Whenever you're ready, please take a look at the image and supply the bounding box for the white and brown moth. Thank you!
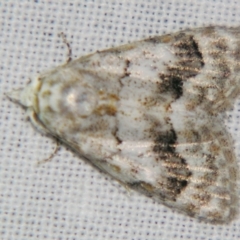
[7,26,240,223]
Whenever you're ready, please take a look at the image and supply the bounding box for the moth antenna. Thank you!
[58,32,72,63]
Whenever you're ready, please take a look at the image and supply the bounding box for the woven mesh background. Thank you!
[1,1,240,239]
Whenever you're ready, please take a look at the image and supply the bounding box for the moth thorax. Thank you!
[60,83,97,117]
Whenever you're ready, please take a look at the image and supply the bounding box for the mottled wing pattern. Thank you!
[66,27,239,222]
[8,26,240,223]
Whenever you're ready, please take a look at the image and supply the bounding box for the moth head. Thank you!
[6,77,40,109]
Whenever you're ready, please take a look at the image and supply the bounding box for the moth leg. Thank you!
[36,141,60,165]
[58,32,72,63]
[26,108,61,164]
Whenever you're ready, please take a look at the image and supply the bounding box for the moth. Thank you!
[7,26,240,223]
